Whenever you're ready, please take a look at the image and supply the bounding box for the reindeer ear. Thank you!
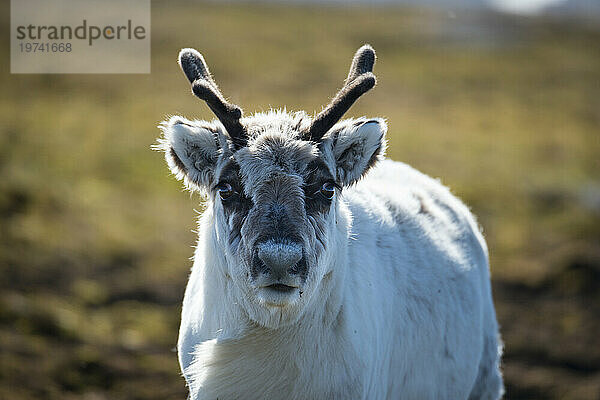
[325,118,387,186]
[157,116,228,192]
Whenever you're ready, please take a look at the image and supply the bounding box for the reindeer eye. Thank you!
[320,182,335,200]
[216,183,234,200]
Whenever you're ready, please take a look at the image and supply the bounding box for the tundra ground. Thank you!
[0,1,599,399]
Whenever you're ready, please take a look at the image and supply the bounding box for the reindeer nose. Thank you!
[257,240,303,277]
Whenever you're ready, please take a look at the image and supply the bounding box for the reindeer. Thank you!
[157,45,503,399]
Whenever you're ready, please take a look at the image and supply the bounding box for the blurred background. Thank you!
[1,0,599,399]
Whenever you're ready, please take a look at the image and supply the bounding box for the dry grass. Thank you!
[1,1,599,399]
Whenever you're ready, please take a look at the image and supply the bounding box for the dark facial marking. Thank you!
[301,158,337,252]
[261,204,303,243]
[303,159,337,215]
[215,158,253,247]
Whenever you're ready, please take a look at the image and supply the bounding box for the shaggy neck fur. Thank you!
[181,197,356,399]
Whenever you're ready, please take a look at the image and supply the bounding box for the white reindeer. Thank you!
[158,45,503,399]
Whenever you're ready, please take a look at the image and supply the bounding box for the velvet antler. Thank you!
[178,48,247,147]
[304,45,377,142]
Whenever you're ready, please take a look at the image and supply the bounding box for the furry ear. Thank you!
[157,116,228,192]
[324,118,387,186]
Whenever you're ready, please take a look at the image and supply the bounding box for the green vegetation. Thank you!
[1,1,599,398]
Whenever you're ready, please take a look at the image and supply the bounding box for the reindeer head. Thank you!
[158,46,386,328]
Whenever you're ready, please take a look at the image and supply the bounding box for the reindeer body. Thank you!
[159,46,503,399]
[178,157,502,400]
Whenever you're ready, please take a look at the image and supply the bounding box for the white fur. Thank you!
[176,158,504,399]
[327,119,387,185]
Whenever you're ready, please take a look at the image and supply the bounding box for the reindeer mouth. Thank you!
[257,282,301,307]
[265,283,297,293]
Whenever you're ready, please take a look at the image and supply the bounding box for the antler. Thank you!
[304,45,377,142]
[178,48,247,147]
